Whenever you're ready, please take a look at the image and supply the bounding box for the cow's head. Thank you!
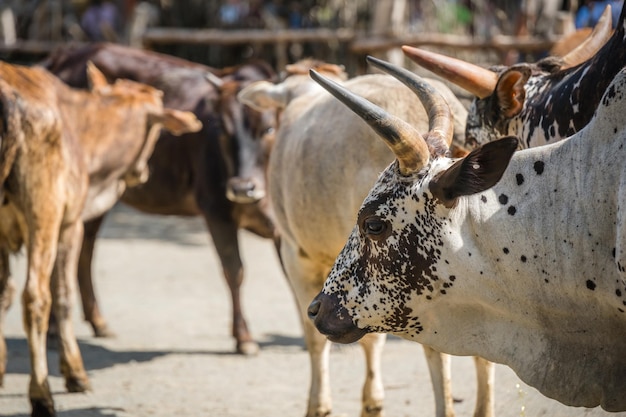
[232,59,347,205]
[87,61,202,187]
[401,4,613,149]
[306,57,518,343]
[207,62,278,205]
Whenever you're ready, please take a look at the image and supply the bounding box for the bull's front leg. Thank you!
[0,248,15,387]
[51,220,90,393]
[358,333,386,417]
[203,214,259,355]
[280,242,334,417]
[422,345,455,417]
[472,357,494,417]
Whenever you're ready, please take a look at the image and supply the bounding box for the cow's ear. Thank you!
[238,81,287,111]
[494,67,531,118]
[86,61,109,91]
[429,136,518,208]
[154,108,202,135]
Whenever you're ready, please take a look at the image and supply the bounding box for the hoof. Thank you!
[362,404,383,417]
[31,397,55,417]
[236,340,259,356]
[93,323,115,338]
[66,375,91,393]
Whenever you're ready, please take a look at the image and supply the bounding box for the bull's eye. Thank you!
[363,216,388,240]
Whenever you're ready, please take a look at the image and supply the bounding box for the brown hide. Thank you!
[42,42,277,355]
[0,61,199,416]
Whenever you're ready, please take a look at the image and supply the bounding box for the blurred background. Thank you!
[0,0,620,74]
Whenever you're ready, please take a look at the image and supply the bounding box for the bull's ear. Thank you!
[86,61,108,91]
[494,67,531,118]
[154,108,202,135]
[429,136,518,208]
[238,80,287,111]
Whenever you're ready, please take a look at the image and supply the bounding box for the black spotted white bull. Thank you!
[403,4,624,150]
[308,59,626,412]
[239,60,495,417]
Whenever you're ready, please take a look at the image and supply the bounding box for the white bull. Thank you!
[308,58,626,412]
[239,61,493,417]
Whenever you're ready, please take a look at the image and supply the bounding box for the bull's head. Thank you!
[307,57,517,343]
[208,65,278,206]
[401,4,613,149]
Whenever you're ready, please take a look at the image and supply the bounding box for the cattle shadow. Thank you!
[5,337,167,376]
[0,407,125,417]
[97,203,208,247]
[5,332,307,376]
[258,333,305,349]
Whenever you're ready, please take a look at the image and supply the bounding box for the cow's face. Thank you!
[214,62,278,206]
[308,158,452,343]
[221,83,277,204]
[305,58,517,345]
[308,136,517,343]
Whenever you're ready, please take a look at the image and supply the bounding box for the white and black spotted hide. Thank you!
[310,68,626,412]
[463,4,626,149]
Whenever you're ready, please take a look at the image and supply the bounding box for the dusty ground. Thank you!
[1,204,624,417]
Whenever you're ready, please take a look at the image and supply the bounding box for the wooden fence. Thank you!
[0,28,557,72]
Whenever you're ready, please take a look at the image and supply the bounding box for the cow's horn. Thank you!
[309,69,429,175]
[402,46,498,99]
[366,55,453,156]
[205,71,224,88]
[561,4,613,69]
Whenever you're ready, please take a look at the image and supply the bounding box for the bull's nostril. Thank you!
[307,299,321,320]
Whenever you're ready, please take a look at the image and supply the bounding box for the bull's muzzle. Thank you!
[226,177,266,204]
[307,292,368,344]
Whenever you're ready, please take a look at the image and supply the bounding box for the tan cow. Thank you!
[0,61,200,417]
[239,61,491,417]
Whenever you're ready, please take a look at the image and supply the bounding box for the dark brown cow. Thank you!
[41,42,278,355]
[0,61,200,417]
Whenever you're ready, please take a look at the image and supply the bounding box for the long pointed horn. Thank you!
[561,5,613,69]
[402,46,498,99]
[366,55,453,156]
[309,69,429,175]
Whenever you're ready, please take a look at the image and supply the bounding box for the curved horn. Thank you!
[561,4,613,69]
[309,69,429,175]
[366,55,453,155]
[402,46,498,99]
[205,71,225,89]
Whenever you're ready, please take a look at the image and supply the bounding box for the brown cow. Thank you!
[0,61,200,417]
[42,43,278,355]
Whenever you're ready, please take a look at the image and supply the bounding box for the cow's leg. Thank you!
[0,248,14,387]
[78,214,113,337]
[23,216,62,417]
[358,333,386,417]
[51,220,90,393]
[203,215,258,355]
[280,241,334,417]
[472,357,494,417]
[423,345,455,417]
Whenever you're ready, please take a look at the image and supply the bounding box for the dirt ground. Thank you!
[1,204,624,417]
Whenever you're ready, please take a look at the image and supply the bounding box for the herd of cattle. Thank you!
[0,3,625,417]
